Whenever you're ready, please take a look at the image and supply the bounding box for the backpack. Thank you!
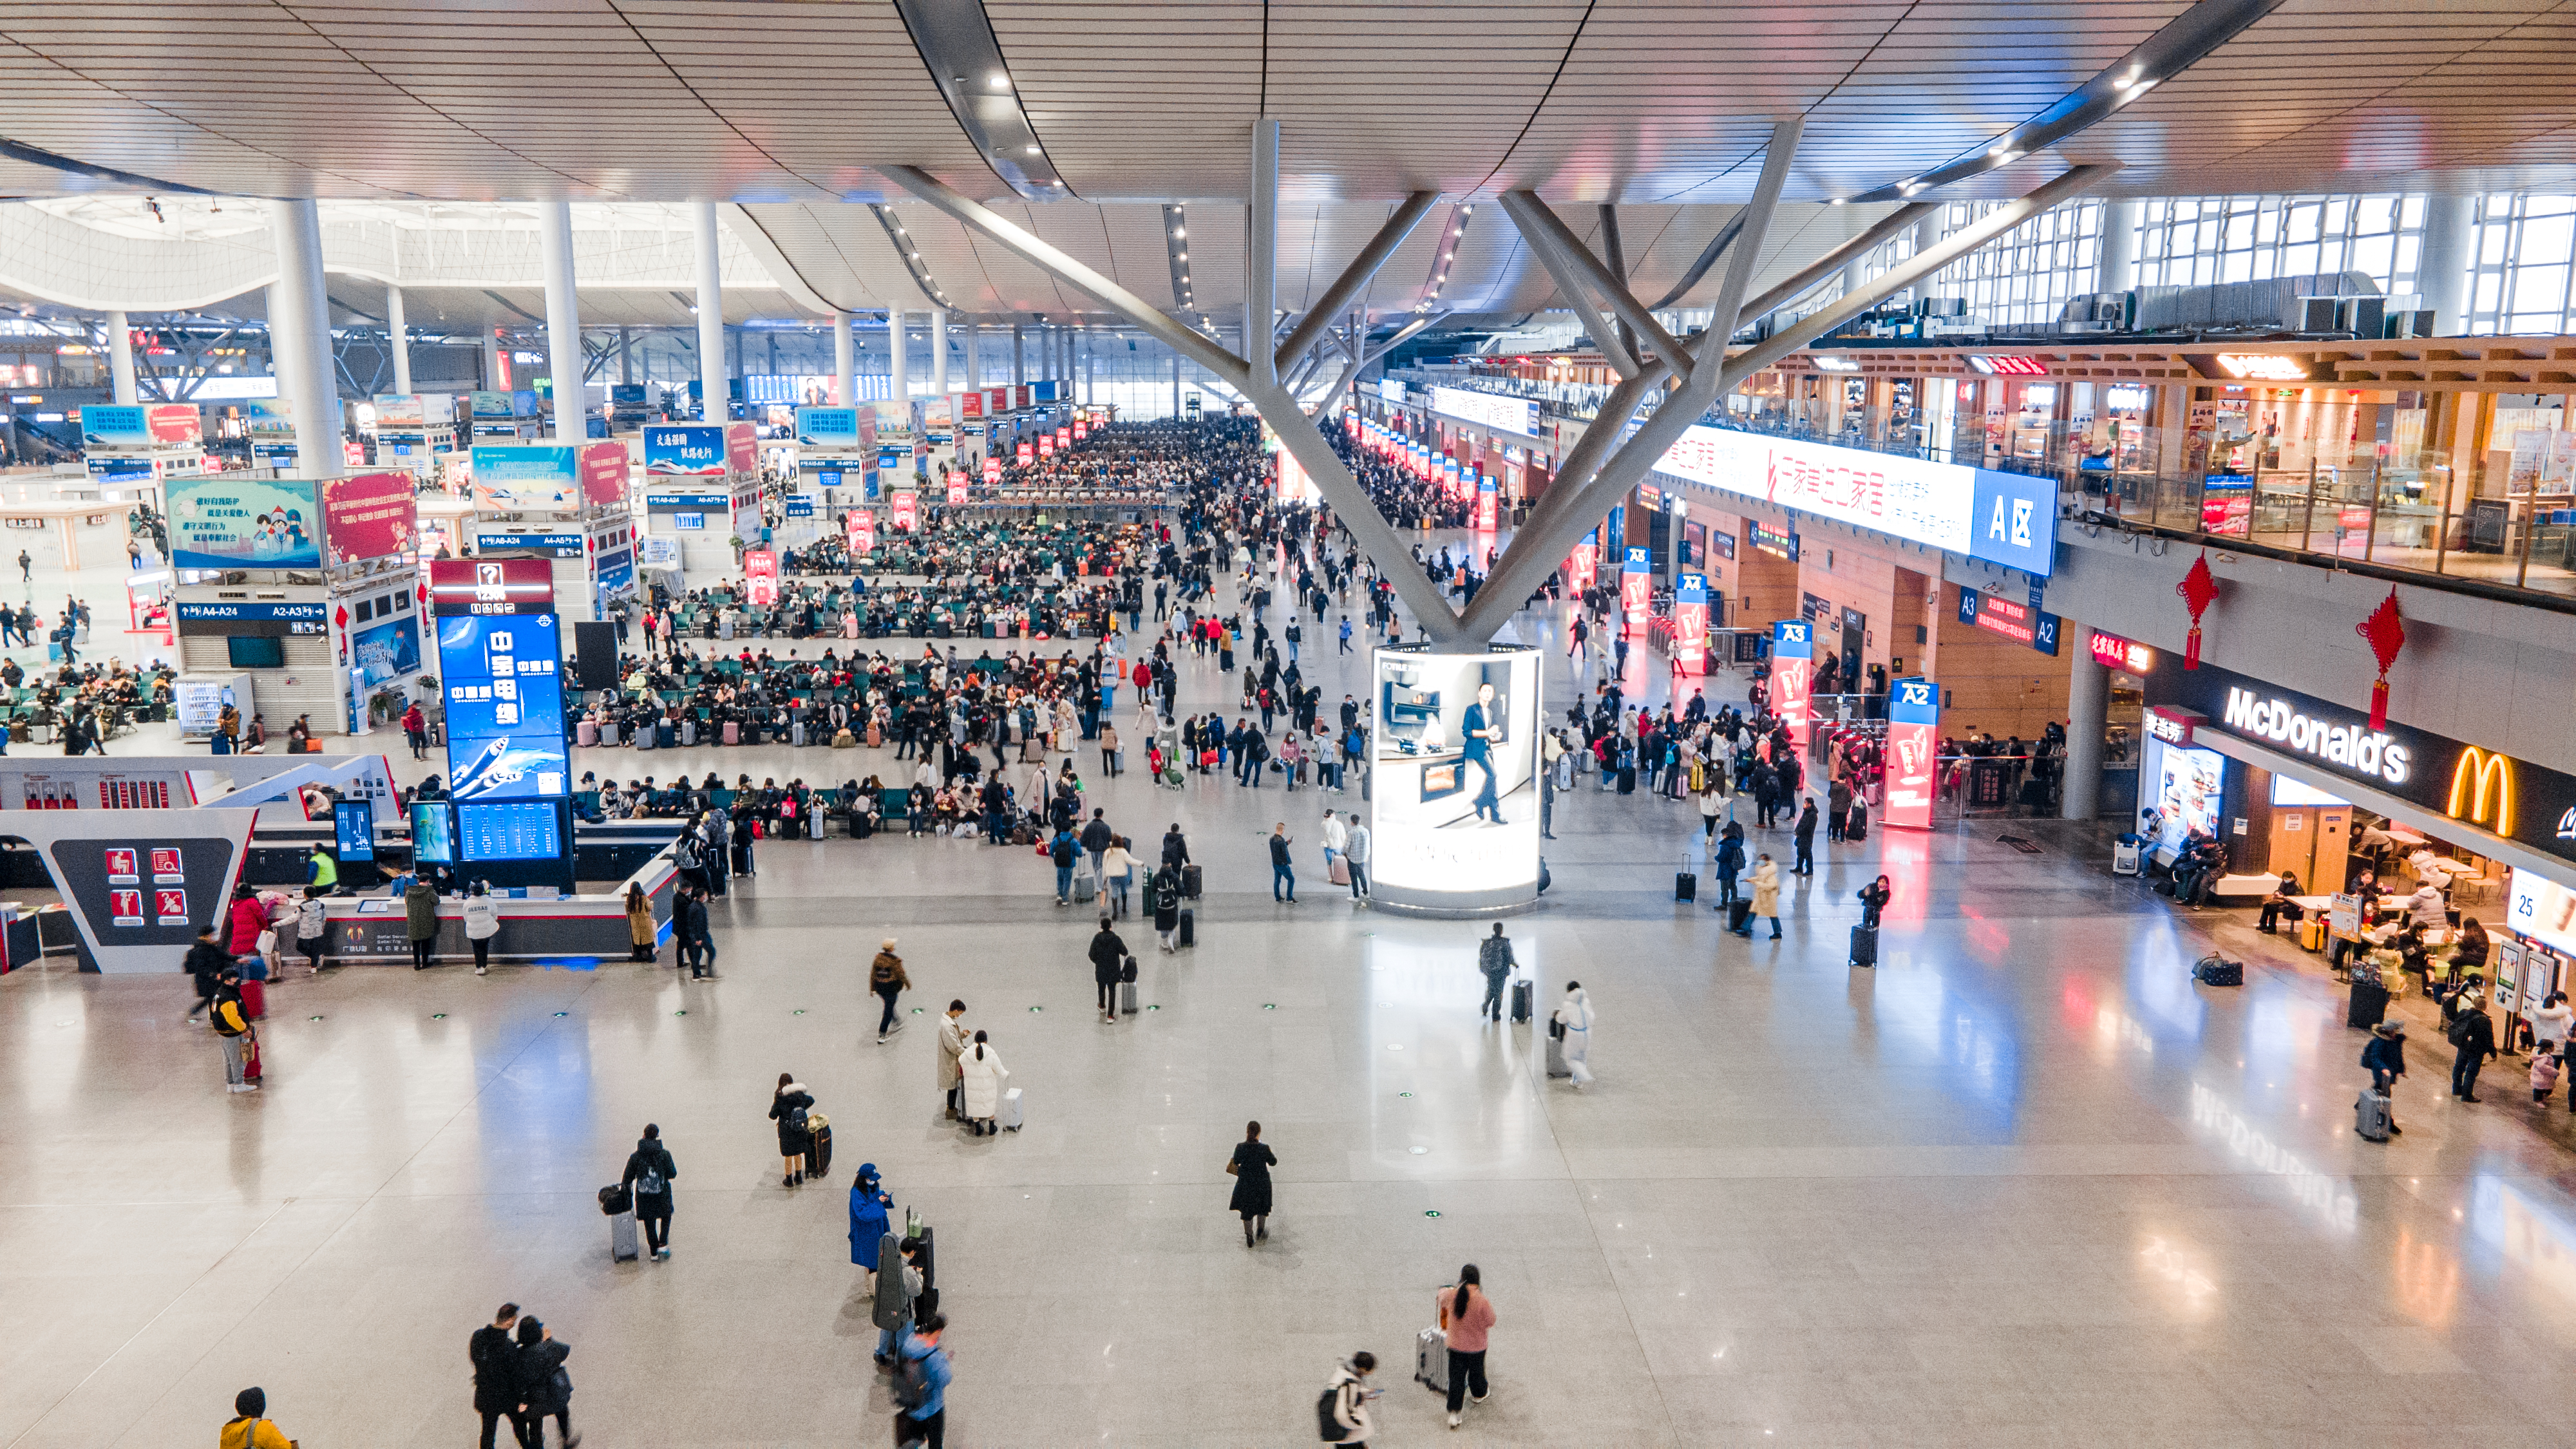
[893,1349,933,1412]
[210,1000,247,1037]
[1316,1385,1350,1442]
[786,1103,810,1133]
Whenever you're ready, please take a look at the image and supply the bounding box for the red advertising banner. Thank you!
[1037,435,1054,458]
[724,421,758,477]
[891,491,918,533]
[428,556,554,616]
[1072,421,1088,441]
[1672,574,1709,676]
[946,471,968,506]
[1773,656,1812,750]
[985,388,1009,417]
[982,455,1001,483]
[849,510,875,554]
[319,469,419,565]
[1012,385,1032,411]
[147,402,203,444]
[1882,677,1941,831]
[1056,426,1071,448]
[1017,440,1035,464]
[578,440,629,506]
[744,549,778,607]
[958,390,984,421]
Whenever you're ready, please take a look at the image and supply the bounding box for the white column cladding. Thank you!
[2061,633,2108,820]
[386,285,412,395]
[967,325,981,391]
[2418,194,2477,336]
[890,310,907,404]
[106,310,137,404]
[537,201,582,441]
[2095,200,2137,296]
[483,327,504,392]
[933,311,949,396]
[265,198,343,480]
[833,308,856,410]
[692,201,726,419]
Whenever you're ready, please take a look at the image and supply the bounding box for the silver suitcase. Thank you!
[611,1209,640,1261]
[1546,1027,1571,1078]
[1414,1324,1448,1394]
[793,722,808,747]
[681,718,697,746]
[1121,980,1139,1015]
[999,1086,1024,1132]
[2355,1089,2392,1142]
[599,720,620,747]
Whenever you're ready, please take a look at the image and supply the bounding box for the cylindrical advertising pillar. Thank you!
[1769,618,1814,751]
[1366,644,1544,916]
[1884,676,1940,830]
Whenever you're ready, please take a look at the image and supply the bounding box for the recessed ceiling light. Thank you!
[989,72,1011,91]
[1828,197,1846,205]
[1177,252,1186,261]
[1993,151,2024,164]
[1025,145,1042,156]
[1172,228,1186,238]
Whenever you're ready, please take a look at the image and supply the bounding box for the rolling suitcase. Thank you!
[793,721,808,748]
[867,723,882,747]
[723,721,741,745]
[611,1209,640,1261]
[681,718,698,746]
[2298,916,2328,951]
[1846,808,1866,842]
[1545,1026,1571,1078]
[1414,1324,1448,1394]
[1674,871,1696,902]
[1177,907,1195,948]
[656,721,676,749]
[1330,855,1351,887]
[1510,978,1533,1023]
[578,719,598,747]
[637,723,656,751]
[1121,980,1139,1015]
[1182,864,1203,899]
[2355,1088,2392,1142]
[600,719,620,746]
[1728,899,1754,933]
[806,1122,833,1178]
[1850,923,1878,967]
[999,1086,1025,1132]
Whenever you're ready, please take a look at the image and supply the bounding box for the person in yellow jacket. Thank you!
[210,971,258,1093]
[220,1387,294,1448]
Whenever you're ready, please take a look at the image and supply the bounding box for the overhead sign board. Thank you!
[1428,386,1539,438]
[167,475,319,569]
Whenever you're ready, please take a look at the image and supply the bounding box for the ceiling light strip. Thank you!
[1417,203,1473,312]
[889,0,1067,199]
[869,205,951,310]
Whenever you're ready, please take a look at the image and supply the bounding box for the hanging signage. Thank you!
[319,470,418,565]
[1652,424,2055,576]
[743,549,779,607]
[428,556,556,618]
[1884,676,1940,829]
[167,474,321,569]
[946,471,969,506]
[782,494,815,518]
[849,509,876,554]
[1427,385,1539,438]
[955,391,984,422]
[2089,629,2156,674]
[891,490,918,533]
[1955,589,2061,654]
[468,444,583,511]
[1748,521,1798,562]
[1672,573,1709,676]
[579,440,628,506]
[2197,354,2314,382]
[643,424,727,475]
[795,406,864,448]
[1770,619,1814,750]
[82,402,204,448]
[1965,355,2051,377]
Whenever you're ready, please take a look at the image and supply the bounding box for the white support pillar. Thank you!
[933,312,949,396]
[890,310,907,405]
[2062,632,2108,820]
[386,286,412,395]
[693,201,726,419]
[2418,193,2477,336]
[2095,200,2137,296]
[265,198,343,480]
[538,202,583,442]
[967,325,981,390]
[106,310,137,404]
[484,328,505,392]
[832,309,856,410]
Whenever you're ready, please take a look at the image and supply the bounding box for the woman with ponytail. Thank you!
[1437,1263,1497,1428]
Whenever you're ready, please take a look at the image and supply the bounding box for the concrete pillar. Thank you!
[967,325,981,390]
[890,310,907,404]
[538,201,583,442]
[933,312,949,396]
[483,328,504,392]
[107,310,138,404]
[2418,193,2477,336]
[617,326,633,386]
[693,201,726,419]
[1171,347,1181,417]
[386,287,412,395]
[1012,323,1026,386]
[2061,634,2107,820]
[833,309,855,410]
[265,198,343,479]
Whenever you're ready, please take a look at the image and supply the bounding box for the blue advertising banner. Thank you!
[795,407,862,447]
[644,424,726,475]
[594,546,634,597]
[468,445,581,511]
[436,611,567,801]
[79,404,151,448]
[351,614,421,686]
[784,494,815,518]
[167,474,321,569]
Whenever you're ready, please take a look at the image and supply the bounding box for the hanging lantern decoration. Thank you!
[2356,587,2406,731]
[2175,552,2217,670]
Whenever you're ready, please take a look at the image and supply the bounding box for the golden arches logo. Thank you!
[2447,747,2514,837]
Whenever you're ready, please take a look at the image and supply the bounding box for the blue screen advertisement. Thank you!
[351,614,421,687]
[437,612,567,801]
[457,800,564,862]
[334,800,376,860]
[644,424,726,475]
[167,474,321,569]
[410,800,454,864]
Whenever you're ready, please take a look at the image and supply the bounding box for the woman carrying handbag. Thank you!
[1226,1120,1275,1246]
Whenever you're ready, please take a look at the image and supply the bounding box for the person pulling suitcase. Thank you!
[620,1122,677,1259]
[1476,922,1515,1021]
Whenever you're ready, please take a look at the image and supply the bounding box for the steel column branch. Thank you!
[1276,192,1437,372]
[1504,194,1638,379]
[1736,200,1938,330]
[1504,193,1685,366]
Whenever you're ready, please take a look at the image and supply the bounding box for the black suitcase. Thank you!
[656,721,676,750]
[1850,923,1878,967]
[1674,871,1697,902]
[1177,907,1195,947]
[1846,808,1867,842]
[1181,864,1203,899]
[1728,899,1753,933]
[1509,979,1533,1023]
[806,1122,833,1177]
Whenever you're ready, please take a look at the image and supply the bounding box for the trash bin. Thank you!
[2113,833,2143,876]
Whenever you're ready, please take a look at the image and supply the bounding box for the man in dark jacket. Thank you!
[2450,994,2497,1102]
[1160,824,1189,869]
[1088,916,1132,1023]
[1079,808,1114,898]
[1792,798,1819,876]
[1714,824,1747,907]
[470,1303,520,1448]
[183,924,230,1019]
[678,886,714,979]
[1269,822,1296,904]
[622,1124,678,1259]
[1476,922,1517,1021]
[1048,826,1080,906]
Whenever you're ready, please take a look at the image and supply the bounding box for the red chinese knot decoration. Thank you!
[2175,552,2217,670]
[2356,588,2405,730]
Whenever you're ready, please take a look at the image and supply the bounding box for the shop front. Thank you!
[2138,655,2576,1015]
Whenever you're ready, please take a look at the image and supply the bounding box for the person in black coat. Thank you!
[469,1303,520,1449]
[1160,824,1190,869]
[1857,875,1891,929]
[1150,864,1182,952]
[1089,916,1132,1024]
[2450,996,2498,1102]
[1792,799,1819,875]
[511,1316,575,1449]
[1227,1119,1276,1247]
[620,1124,677,1260]
[770,1074,815,1188]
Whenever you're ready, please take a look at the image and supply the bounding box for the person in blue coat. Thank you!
[848,1163,891,1276]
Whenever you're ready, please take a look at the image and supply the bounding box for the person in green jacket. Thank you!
[306,843,337,893]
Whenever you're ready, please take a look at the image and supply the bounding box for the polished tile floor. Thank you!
[9,564,2576,1448]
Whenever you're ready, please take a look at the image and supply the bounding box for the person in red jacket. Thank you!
[226,883,269,958]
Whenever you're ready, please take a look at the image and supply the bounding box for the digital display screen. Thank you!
[2270,774,2349,807]
[437,611,567,801]
[410,800,454,864]
[334,800,375,861]
[457,800,563,862]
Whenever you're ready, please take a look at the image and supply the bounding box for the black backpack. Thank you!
[1315,1385,1349,1442]
[893,1350,933,1411]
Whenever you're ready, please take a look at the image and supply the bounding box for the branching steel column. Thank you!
[1508,198,1636,378]
[1274,191,1436,372]
[1736,201,1939,331]
[1458,162,2114,641]
[1505,193,1684,366]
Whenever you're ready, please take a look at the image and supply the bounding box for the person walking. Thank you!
[1438,1265,1498,1429]
[1320,1353,1378,1447]
[403,874,440,971]
[1101,834,1138,919]
[1226,1119,1276,1245]
[1048,821,1081,906]
[1741,853,1783,940]
[621,1123,677,1260]
[1270,821,1298,904]
[1089,915,1133,1024]
[185,922,229,1020]
[1552,980,1595,1089]
[1476,922,1516,1021]
[470,1303,521,1449]
[2450,989,2498,1102]
[871,938,911,1043]
[770,1074,816,1186]
[294,887,328,975]
[1150,863,1182,952]
[2363,1019,2408,1136]
[402,701,428,760]
[958,1030,1008,1136]
[625,882,656,963]
[219,1387,294,1449]
[936,1000,970,1119]
[891,1312,952,1449]
[462,880,500,974]
[509,1316,577,1449]
[1343,813,1371,904]
[1792,797,1819,876]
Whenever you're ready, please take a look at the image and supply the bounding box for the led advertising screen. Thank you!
[458,800,565,862]
[437,611,567,802]
[1475,476,1499,531]
[946,471,969,506]
[1672,573,1709,676]
[410,800,455,864]
[849,510,875,554]
[891,490,918,532]
[351,612,421,687]
[320,469,419,564]
[644,424,727,475]
[1883,676,1940,829]
[1619,545,1652,625]
[334,799,376,861]
[468,444,583,511]
[2151,740,2228,855]
[1368,645,1542,913]
[167,473,321,569]
[1770,618,1814,750]
[744,549,779,607]
[796,406,864,447]
[2509,868,2576,958]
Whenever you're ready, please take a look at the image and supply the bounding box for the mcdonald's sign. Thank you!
[2448,747,2514,837]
